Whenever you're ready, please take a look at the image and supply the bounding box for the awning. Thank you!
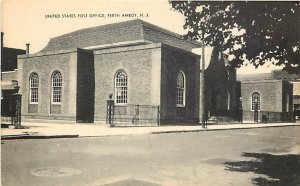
[1,82,19,90]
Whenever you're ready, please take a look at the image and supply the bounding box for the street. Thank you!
[2,126,300,186]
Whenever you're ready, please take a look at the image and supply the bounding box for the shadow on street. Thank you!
[224,152,300,186]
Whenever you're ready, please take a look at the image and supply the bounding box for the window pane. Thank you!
[176,72,185,106]
[52,71,62,103]
[251,93,260,110]
[115,70,128,104]
[29,73,39,103]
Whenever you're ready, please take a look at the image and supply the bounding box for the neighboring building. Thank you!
[271,70,300,120]
[238,70,298,123]
[241,80,293,123]
[1,32,26,119]
[293,82,300,120]
[15,20,204,124]
[204,47,240,122]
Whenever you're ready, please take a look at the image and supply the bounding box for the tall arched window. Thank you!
[251,92,260,111]
[51,71,62,104]
[177,71,186,106]
[115,70,128,104]
[29,72,39,103]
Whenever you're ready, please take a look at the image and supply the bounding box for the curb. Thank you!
[151,124,300,134]
[1,134,79,140]
[1,124,299,140]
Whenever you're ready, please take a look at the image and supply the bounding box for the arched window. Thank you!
[29,72,39,103]
[51,71,62,104]
[176,71,186,106]
[251,92,260,111]
[115,70,128,104]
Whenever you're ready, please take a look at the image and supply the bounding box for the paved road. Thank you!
[2,126,300,186]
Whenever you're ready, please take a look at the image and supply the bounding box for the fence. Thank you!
[205,109,242,124]
[206,109,294,123]
[243,110,294,123]
[1,115,13,125]
[110,104,160,127]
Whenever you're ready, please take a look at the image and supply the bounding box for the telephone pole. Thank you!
[200,42,206,128]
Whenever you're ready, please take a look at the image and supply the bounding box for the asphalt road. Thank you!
[2,126,300,186]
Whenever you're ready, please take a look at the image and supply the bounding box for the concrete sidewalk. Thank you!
[1,121,300,140]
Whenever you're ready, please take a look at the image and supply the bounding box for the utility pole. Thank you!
[200,42,206,128]
[193,42,206,128]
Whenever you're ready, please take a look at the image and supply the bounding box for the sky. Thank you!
[1,0,282,74]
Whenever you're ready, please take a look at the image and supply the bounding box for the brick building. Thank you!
[271,70,300,120]
[294,83,300,120]
[238,70,296,123]
[1,32,26,118]
[13,19,206,124]
[204,47,240,122]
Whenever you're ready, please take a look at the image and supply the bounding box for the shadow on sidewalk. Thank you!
[224,152,300,186]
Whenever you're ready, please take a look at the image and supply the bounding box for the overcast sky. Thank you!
[1,0,281,74]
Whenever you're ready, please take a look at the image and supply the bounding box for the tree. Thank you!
[171,1,300,73]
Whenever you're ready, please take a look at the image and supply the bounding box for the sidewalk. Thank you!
[1,121,300,140]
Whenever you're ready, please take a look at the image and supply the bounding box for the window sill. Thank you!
[115,103,128,106]
[176,105,186,108]
[51,103,62,105]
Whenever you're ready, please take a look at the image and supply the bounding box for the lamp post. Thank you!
[193,41,206,127]
[239,97,243,123]
[201,41,206,128]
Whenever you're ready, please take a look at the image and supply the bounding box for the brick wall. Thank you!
[18,42,200,124]
[160,44,200,123]
[18,50,79,121]
[93,44,161,121]
[76,49,95,122]
[282,80,294,113]
[241,80,294,122]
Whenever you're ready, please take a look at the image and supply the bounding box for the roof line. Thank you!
[83,39,152,50]
[46,19,202,46]
[138,19,202,46]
